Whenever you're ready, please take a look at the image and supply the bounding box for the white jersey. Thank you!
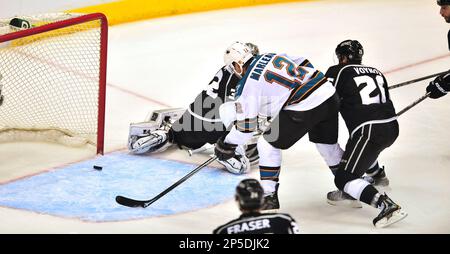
[224,53,335,145]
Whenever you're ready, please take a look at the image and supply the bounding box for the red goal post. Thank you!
[0,13,107,154]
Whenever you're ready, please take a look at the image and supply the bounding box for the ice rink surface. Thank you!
[0,0,449,233]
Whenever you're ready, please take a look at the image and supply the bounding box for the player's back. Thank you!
[236,53,332,116]
[213,212,300,234]
[325,64,396,132]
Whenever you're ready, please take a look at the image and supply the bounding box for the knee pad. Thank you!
[334,169,358,190]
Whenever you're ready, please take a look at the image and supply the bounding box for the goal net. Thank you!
[0,13,107,154]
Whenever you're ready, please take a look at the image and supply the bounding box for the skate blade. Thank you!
[374,210,408,228]
[327,199,363,208]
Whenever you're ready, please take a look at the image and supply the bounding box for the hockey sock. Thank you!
[359,185,380,206]
[365,161,380,176]
[329,164,339,175]
[260,166,280,182]
[261,179,278,194]
[343,178,370,200]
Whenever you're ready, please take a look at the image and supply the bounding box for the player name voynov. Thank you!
[353,66,382,75]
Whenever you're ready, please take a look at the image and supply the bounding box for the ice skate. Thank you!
[261,183,280,212]
[327,190,362,208]
[364,166,390,187]
[373,194,408,228]
[364,166,391,192]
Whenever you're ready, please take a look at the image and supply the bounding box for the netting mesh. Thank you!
[0,13,105,150]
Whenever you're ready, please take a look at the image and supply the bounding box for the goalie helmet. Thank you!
[235,178,264,210]
[335,39,364,63]
[224,42,255,77]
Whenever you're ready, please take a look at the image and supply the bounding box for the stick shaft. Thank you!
[389,71,448,90]
[396,93,430,117]
[143,156,217,207]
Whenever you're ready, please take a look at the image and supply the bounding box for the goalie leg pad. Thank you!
[145,108,185,126]
[129,129,171,154]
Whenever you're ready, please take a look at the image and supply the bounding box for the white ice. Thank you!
[0,0,449,233]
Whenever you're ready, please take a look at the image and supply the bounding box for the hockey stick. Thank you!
[396,92,430,117]
[116,155,217,208]
[388,70,449,90]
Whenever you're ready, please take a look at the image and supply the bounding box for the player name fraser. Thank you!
[250,53,276,81]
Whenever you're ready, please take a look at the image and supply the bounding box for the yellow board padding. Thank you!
[69,0,312,26]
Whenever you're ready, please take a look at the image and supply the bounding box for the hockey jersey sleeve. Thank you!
[224,78,261,146]
[288,55,315,68]
[324,65,342,85]
[188,66,236,121]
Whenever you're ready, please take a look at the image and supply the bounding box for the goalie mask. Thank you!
[224,41,255,78]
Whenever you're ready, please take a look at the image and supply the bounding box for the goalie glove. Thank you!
[214,136,237,161]
[216,145,251,175]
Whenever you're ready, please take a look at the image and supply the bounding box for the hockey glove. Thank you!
[426,74,450,99]
[215,136,237,161]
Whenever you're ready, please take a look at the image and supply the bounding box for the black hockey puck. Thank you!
[93,165,103,170]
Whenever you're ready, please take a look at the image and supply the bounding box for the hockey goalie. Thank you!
[127,43,264,175]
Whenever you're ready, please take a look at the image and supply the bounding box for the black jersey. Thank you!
[447,29,449,51]
[325,64,397,133]
[213,212,300,234]
[188,66,239,122]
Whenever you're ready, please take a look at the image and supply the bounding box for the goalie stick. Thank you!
[116,156,217,208]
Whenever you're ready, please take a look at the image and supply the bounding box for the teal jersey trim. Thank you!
[235,54,263,99]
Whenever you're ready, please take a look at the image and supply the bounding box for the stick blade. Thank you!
[115,195,147,208]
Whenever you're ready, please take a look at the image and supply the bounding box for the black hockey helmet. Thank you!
[235,178,264,210]
[437,0,450,6]
[335,40,364,63]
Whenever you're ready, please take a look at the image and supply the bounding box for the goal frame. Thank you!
[0,13,108,154]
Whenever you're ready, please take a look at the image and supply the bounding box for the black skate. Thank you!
[364,166,390,188]
[327,190,362,208]
[261,183,279,211]
[373,194,408,228]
